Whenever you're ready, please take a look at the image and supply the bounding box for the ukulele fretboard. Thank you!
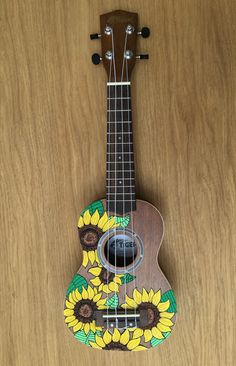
[106,84,136,214]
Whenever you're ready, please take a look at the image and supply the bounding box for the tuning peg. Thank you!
[92,53,102,65]
[137,27,150,38]
[90,33,101,40]
[136,54,149,60]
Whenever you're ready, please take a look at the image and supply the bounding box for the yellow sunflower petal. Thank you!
[159,318,174,327]
[65,315,76,323]
[90,321,96,333]
[74,288,82,301]
[126,295,138,308]
[133,328,143,339]
[98,283,103,292]
[84,322,90,335]
[65,300,74,309]
[103,329,112,344]
[82,251,89,267]
[88,250,95,265]
[78,216,84,228]
[89,341,102,349]
[90,277,102,287]
[152,326,164,339]
[83,209,91,225]
[121,303,132,309]
[68,319,78,327]
[73,322,83,332]
[95,250,100,264]
[81,286,88,300]
[113,276,122,285]
[102,284,111,294]
[108,282,119,292]
[158,300,170,312]
[93,293,102,303]
[112,328,121,342]
[69,293,76,305]
[87,286,94,300]
[102,217,116,232]
[160,312,175,319]
[96,298,107,306]
[133,288,142,304]
[152,290,161,306]
[157,323,171,333]
[72,290,78,303]
[91,210,100,225]
[94,287,98,295]
[142,288,149,302]
[120,329,130,345]
[97,305,107,310]
[98,212,109,229]
[127,337,141,350]
[144,329,152,342]
[148,289,154,302]
[95,334,106,348]
[64,309,74,316]
[133,346,147,351]
[88,266,102,276]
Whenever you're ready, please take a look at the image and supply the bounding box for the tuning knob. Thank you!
[137,27,150,38]
[136,54,149,60]
[92,53,102,65]
[90,33,101,40]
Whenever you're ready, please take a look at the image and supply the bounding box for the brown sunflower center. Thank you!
[99,267,115,284]
[138,302,160,330]
[105,342,128,351]
[74,300,96,323]
[79,225,103,251]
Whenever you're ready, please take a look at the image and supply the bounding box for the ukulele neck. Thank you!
[106,82,136,215]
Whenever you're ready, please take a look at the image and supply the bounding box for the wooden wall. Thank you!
[1,0,235,365]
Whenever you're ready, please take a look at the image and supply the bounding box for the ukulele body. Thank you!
[64,199,177,351]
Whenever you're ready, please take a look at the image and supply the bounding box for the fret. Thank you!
[107,185,135,189]
[107,193,136,196]
[107,152,133,155]
[107,109,131,112]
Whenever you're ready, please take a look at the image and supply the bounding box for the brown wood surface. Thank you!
[0,0,235,365]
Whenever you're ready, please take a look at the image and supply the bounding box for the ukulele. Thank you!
[64,9,177,351]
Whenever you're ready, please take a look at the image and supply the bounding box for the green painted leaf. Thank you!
[151,332,171,348]
[81,200,104,217]
[114,215,130,228]
[74,330,96,346]
[160,290,177,313]
[66,274,88,296]
[120,273,136,284]
[105,293,119,309]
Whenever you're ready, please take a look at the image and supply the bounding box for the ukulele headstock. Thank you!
[90,10,150,82]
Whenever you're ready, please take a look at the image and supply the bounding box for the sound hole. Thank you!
[104,234,137,268]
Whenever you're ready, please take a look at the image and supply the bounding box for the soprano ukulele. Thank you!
[64,10,177,351]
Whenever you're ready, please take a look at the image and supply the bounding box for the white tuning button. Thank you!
[104,26,112,35]
[126,24,135,35]
[124,50,133,59]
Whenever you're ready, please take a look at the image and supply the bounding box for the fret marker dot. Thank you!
[118,156,121,160]
[119,180,122,184]
[118,136,121,140]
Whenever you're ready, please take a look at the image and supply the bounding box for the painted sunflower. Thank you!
[78,209,119,267]
[121,288,175,342]
[88,265,123,294]
[64,285,107,334]
[90,328,147,351]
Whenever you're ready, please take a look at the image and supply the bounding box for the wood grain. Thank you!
[0,0,235,365]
